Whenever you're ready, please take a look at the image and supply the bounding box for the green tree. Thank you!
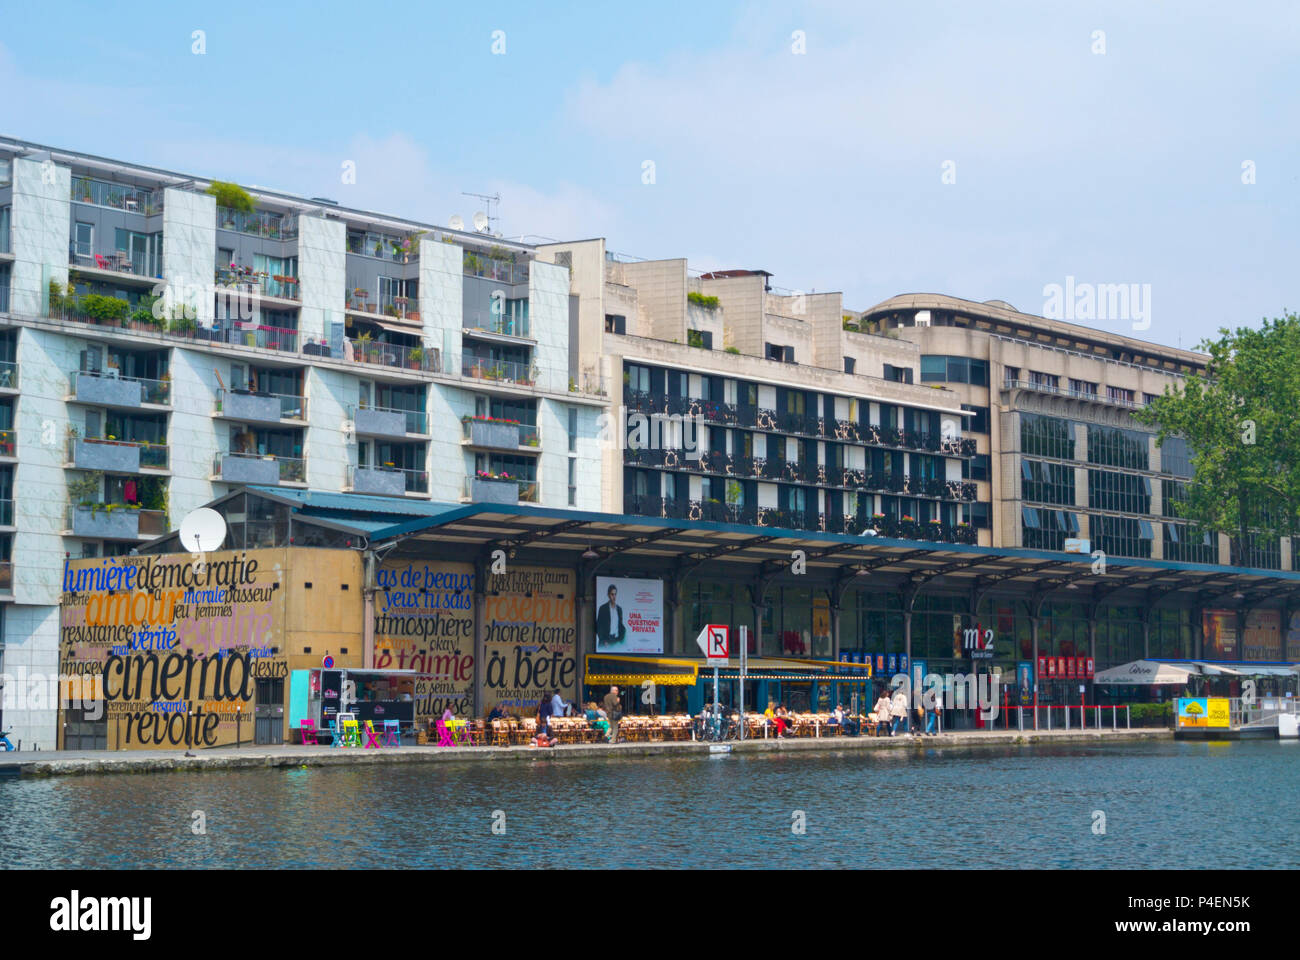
[1134,313,1300,564]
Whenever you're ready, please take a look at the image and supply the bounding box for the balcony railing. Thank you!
[349,404,428,435]
[348,465,429,496]
[227,323,299,352]
[215,389,307,422]
[463,251,529,284]
[463,311,531,339]
[66,436,168,471]
[346,232,419,263]
[71,176,162,216]
[0,499,12,525]
[214,452,305,484]
[462,357,536,386]
[344,338,440,372]
[69,249,163,279]
[0,429,13,457]
[346,291,420,322]
[73,370,171,406]
[1004,378,1150,412]
[623,389,977,457]
[65,504,167,539]
[463,475,538,504]
[622,494,977,544]
[216,269,301,301]
[217,206,298,240]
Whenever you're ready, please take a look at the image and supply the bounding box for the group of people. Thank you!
[517,686,625,747]
[870,687,943,737]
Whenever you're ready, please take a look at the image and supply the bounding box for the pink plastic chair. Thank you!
[435,719,456,747]
[299,719,319,745]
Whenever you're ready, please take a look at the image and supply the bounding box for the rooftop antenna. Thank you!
[462,190,500,232]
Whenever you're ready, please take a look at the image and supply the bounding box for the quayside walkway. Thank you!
[1,727,1170,779]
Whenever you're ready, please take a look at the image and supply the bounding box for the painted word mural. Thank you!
[483,566,576,715]
[60,551,287,749]
[374,560,475,718]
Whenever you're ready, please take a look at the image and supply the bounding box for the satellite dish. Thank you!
[448,215,464,231]
[472,211,490,233]
[180,508,227,553]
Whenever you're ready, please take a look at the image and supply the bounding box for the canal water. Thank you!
[1,740,1294,869]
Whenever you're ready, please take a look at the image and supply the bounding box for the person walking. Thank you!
[603,685,622,743]
[890,685,909,736]
[926,695,943,736]
[872,690,893,737]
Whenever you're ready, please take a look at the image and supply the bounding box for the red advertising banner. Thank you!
[1066,657,1076,679]
[1038,655,1048,678]
[1047,657,1057,677]
[1085,657,1095,678]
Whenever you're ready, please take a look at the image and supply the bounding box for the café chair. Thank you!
[363,720,382,748]
[382,720,401,748]
[435,718,456,747]
[299,719,320,745]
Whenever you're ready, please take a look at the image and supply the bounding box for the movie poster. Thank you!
[483,566,577,716]
[594,576,663,654]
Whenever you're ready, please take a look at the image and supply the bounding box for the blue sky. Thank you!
[3,0,1297,349]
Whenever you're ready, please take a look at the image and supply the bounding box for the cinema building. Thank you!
[45,484,1300,750]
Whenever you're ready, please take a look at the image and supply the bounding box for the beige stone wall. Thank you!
[535,238,605,384]
[701,274,766,356]
[620,258,688,343]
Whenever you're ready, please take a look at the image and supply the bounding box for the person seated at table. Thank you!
[827,704,844,729]
[585,702,612,742]
[839,704,861,736]
[486,702,505,722]
[772,703,791,738]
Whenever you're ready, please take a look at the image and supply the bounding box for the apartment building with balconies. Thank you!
[536,241,983,544]
[0,137,606,747]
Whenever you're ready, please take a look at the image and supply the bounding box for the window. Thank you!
[1022,507,1080,551]
[970,501,991,529]
[1028,371,1060,390]
[1021,413,1075,460]
[1232,533,1281,570]
[567,407,577,453]
[1069,379,1098,398]
[1004,366,1020,387]
[1164,524,1216,564]
[625,363,650,393]
[920,356,988,385]
[1159,436,1192,477]
[568,458,576,506]
[883,363,913,384]
[1087,469,1151,513]
[687,329,712,349]
[1023,460,1076,505]
[0,205,10,254]
[765,342,794,363]
[1143,393,1160,407]
[962,454,990,482]
[1087,425,1149,469]
[73,222,93,258]
[604,315,626,334]
[961,404,990,435]
[1092,515,1155,559]
[1106,386,1135,405]
[843,357,856,375]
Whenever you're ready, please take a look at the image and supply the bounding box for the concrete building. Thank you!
[0,139,606,747]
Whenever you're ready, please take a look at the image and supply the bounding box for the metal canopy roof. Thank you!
[215,488,1300,607]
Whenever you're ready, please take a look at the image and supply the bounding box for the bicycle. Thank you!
[695,713,739,743]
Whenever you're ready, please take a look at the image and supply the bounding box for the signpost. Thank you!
[738,625,749,739]
[696,624,730,727]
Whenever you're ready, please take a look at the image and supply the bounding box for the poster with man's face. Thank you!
[595,576,663,654]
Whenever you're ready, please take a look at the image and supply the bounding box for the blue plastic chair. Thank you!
[327,718,346,748]
[382,720,401,747]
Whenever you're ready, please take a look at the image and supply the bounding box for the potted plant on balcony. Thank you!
[407,346,424,370]
[355,330,373,362]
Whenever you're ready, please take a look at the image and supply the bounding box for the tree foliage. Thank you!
[1134,313,1300,562]
[205,180,254,213]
